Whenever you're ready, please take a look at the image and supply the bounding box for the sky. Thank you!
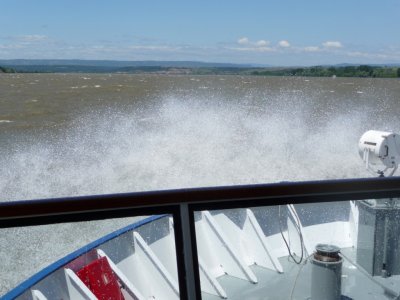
[1,0,400,66]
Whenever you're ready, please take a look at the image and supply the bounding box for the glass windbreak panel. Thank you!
[195,199,400,300]
[1,214,180,300]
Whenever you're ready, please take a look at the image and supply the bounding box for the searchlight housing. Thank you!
[359,130,400,177]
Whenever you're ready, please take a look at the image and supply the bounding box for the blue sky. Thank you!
[1,0,399,66]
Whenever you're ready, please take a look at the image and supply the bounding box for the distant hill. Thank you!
[0,59,398,69]
[1,60,399,77]
[0,59,259,74]
[0,59,254,68]
[0,59,263,74]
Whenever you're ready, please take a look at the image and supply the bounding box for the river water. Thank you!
[2,74,400,201]
[0,74,399,294]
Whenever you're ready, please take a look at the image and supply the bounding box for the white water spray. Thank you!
[0,95,372,202]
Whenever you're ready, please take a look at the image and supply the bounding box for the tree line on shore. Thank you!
[1,64,400,78]
[252,65,400,78]
[0,66,16,73]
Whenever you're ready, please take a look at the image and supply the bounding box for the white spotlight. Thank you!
[359,130,400,177]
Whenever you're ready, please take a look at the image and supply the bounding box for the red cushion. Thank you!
[77,256,124,300]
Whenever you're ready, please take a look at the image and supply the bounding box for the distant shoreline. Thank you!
[1,64,400,78]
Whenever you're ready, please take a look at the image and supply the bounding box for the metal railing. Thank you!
[1,176,400,299]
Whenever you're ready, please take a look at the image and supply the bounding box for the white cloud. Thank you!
[237,37,271,47]
[234,38,273,52]
[256,40,269,47]
[322,41,342,48]
[278,40,290,48]
[228,46,275,53]
[237,37,249,45]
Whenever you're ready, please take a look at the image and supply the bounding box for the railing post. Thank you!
[175,203,200,300]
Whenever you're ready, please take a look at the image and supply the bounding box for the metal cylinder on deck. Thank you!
[311,244,342,300]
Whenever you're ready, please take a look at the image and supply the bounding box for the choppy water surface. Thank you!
[2,74,400,201]
[0,73,399,294]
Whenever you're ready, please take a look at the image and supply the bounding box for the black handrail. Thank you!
[2,176,400,300]
[1,176,400,227]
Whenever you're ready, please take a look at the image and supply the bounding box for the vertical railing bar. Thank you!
[171,205,188,299]
[173,203,201,299]
[188,203,202,299]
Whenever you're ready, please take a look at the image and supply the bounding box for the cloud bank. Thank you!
[1,33,399,66]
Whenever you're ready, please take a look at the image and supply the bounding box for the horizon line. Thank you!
[1,58,400,68]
